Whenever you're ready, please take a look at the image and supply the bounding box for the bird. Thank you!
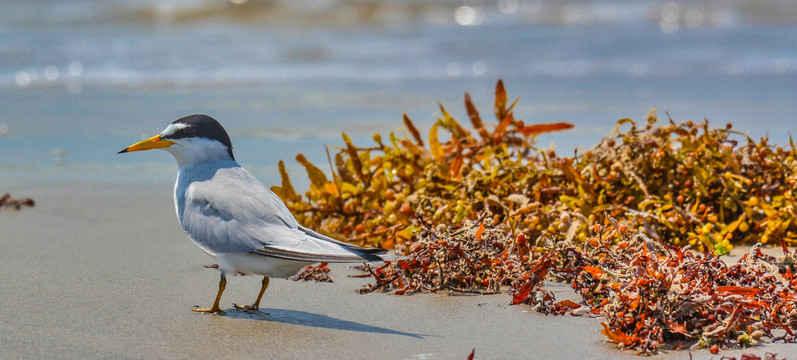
[118,114,392,313]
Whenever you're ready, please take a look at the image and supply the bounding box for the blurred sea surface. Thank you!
[1,0,796,187]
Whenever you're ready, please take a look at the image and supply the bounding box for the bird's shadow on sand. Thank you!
[220,308,426,339]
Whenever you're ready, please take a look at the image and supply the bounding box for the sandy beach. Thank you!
[3,0,797,358]
[0,181,792,359]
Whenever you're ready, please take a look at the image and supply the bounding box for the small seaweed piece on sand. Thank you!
[0,193,35,211]
[466,348,475,360]
[291,262,333,282]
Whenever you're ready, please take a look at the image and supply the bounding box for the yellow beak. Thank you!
[117,135,175,154]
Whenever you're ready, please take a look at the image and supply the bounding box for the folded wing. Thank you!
[180,166,389,263]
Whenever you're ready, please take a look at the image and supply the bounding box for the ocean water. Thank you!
[1,0,796,187]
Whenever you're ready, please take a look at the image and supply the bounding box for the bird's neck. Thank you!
[165,138,235,168]
[175,154,240,190]
[174,154,236,169]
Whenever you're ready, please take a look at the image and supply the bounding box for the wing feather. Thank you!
[298,225,388,254]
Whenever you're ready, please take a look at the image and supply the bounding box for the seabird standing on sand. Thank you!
[119,114,390,313]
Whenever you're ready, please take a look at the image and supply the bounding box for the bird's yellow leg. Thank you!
[192,273,226,313]
[234,276,269,311]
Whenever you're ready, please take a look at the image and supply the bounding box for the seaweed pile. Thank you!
[357,215,796,354]
[274,81,797,255]
[275,80,797,354]
[271,80,574,251]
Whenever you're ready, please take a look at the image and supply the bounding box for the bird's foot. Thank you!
[192,305,225,314]
[232,303,259,312]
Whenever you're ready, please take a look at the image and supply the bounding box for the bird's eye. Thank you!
[185,127,197,137]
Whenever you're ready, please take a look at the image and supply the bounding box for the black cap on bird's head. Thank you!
[164,115,234,159]
[118,114,235,160]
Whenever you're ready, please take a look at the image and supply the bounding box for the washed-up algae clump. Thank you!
[0,193,34,211]
[275,80,797,354]
[362,216,797,355]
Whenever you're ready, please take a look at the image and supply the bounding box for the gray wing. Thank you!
[253,225,388,262]
[180,166,387,263]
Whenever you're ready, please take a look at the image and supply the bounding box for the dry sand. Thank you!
[0,182,794,359]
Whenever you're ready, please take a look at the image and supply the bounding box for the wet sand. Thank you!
[0,182,793,359]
